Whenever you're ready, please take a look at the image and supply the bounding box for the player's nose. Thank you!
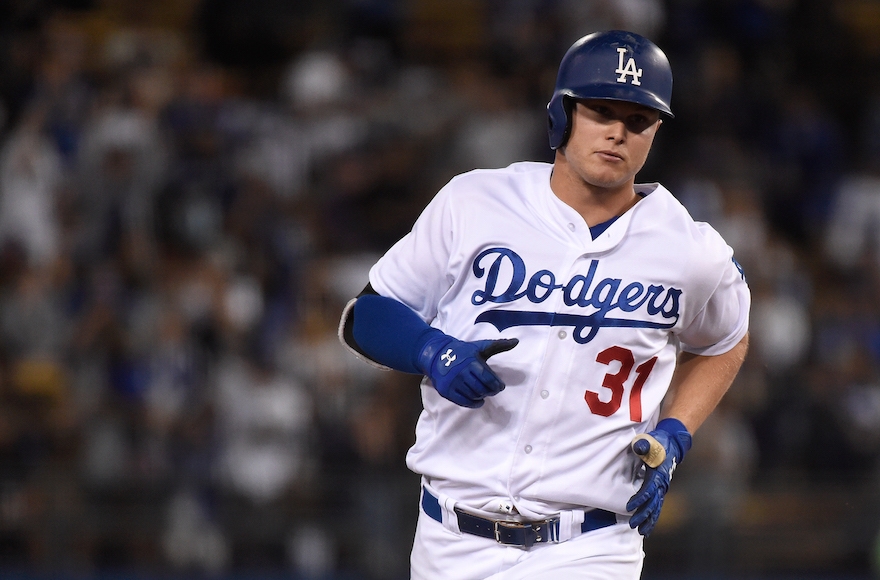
[606,120,627,143]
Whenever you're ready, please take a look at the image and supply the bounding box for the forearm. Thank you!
[661,333,749,433]
[348,291,441,374]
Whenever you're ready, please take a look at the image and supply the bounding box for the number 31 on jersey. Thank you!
[587,346,657,422]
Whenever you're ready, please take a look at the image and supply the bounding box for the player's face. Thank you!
[561,99,661,192]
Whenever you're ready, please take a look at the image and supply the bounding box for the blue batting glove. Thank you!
[626,418,692,536]
[416,332,518,408]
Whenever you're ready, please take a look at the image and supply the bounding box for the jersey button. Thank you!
[540,390,549,399]
[524,445,533,454]
[557,330,567,339]
[567,223,575,231]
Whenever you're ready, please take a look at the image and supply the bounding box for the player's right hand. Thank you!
[416,334,519,408]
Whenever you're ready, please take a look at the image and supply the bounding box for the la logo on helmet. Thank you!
[615,47,642,86]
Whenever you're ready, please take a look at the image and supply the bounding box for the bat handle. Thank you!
[631,433,666,468]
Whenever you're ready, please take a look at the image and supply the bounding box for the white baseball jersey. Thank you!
[367,161,750,520]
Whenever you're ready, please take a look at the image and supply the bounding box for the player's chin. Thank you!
[585,171,634,190]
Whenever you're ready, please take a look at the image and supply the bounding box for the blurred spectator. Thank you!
[162,487,229,574]
[215,344,313,505]
[750,278,811,376]
[554,0,666,41]
[0,266,71,363]
[443,63,546,172]
[74,105,167,264]
[281,49,369,165]
[823,171,880,272]
[674,397,759,575]
[767,86,845,240]
[0,108,63,268]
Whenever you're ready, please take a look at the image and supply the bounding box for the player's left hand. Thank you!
[626,418,692,536]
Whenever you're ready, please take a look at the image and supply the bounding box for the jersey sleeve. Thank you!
[677,238,751,356]
[368,181,458,322]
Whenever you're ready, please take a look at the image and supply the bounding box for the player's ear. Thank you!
[650,118,662,136]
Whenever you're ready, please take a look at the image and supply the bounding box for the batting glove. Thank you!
[416,332,518,408]
[626,417,692,536]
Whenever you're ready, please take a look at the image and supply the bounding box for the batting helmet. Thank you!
[547,30,674,150]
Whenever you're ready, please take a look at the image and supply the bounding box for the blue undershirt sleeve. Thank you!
[351,294,444,374]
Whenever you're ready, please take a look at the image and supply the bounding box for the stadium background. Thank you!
[0,0,879,578]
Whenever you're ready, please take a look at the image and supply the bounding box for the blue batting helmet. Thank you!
[547,30,674,150]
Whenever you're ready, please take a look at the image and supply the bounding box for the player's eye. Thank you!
[588,103,613,117]
[625,114,656,133]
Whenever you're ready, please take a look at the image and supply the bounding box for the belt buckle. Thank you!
[493,519,527,545]
[493,520,521,543]
[493,518,557,547]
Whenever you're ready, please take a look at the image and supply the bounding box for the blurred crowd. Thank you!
[1,0,880,578]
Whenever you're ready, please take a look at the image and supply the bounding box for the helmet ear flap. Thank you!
[547,94,575,150]
[559,95,574,149]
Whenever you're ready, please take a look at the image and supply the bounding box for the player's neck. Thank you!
[549,164,640,227]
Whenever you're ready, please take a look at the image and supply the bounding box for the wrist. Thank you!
[655,417,693,460]
[414,328,450,376]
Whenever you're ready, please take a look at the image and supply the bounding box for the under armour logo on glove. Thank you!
[417,332,519,408]
[441,349,457,367]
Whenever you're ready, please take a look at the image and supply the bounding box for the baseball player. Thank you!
[338,30,750,579]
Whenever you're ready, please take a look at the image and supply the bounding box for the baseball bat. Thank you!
[631,433,666,468]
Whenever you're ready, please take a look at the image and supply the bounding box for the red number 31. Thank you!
[585,346,657,422]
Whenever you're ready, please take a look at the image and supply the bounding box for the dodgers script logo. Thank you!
[470,248,681,344]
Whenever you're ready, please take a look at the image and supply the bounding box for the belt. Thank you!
[421,487,618,548]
